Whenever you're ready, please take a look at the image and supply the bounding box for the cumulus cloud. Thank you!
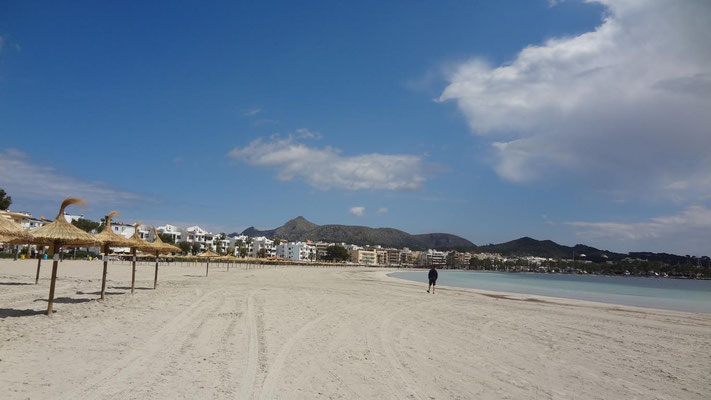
[350,206,365,216]
[0,149,147,207]
[377,207,388,215]
[567,205,711,255]
[439,0,711,201]
[228,134,434,191]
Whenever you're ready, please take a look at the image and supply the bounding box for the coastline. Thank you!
[1,260,709,399]
[382,269,711,315]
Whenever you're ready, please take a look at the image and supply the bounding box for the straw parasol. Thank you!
[93,211,136,300]
[28,198,99,315]
[142,227,180,289]
[123,223,153,294]
[196,249,219,277]
[0,212,32,242]
[219,254,239,272]
[2,213,51,284]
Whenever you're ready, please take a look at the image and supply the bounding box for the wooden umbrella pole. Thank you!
[35,248,43,284]
[206,258,209,277]
[153,253,159,289]
[131,248,137,294]
[100,245,109,300]
[47,242,60,316]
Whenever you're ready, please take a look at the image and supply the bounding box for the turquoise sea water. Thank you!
[389,270,711,313]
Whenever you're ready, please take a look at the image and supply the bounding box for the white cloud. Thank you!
[350,206,365,216]
[567,205,711,254]
[0,149,147,208]
[228,134,434,191]
[242,107,262,117]
[377,207,388,215]
[439,0,711,201]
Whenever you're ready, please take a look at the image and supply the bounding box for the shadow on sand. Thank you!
[34,297,93,304]
[0,282,34,286]
[0,308,54,318]
[76,290,125,296]
[110,286,153,291]
[183,275,207,278]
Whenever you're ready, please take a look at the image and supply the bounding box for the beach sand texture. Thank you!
[0,259,709,399]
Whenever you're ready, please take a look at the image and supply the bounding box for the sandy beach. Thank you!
[0,259,709,399]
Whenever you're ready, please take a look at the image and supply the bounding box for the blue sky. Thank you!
[1,0,710,255]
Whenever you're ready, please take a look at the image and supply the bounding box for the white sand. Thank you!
[0,258,709,399]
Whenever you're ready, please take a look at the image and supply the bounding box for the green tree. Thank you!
[178,241,192,254]
[239,246,247,258]
[325,245,350,261]
[191,242,201,255]
[71,218,100,233]
[257,248,267,258]
[0,189,11,210]
[158,233,175,244]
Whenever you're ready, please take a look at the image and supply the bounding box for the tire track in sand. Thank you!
[240,291,262,400]
[61,288,221,399]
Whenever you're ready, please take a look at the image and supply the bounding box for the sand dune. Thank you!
[0,259,709,399]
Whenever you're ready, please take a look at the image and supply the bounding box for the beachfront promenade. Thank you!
[1,259,709,399]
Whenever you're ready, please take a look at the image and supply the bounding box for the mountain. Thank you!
[478,237,623,261]
[413,233,478,251]
[234,217,476,251]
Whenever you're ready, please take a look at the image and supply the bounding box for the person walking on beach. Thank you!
[427,266,438,293]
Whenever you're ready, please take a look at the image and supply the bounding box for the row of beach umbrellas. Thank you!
[0,198,185,315]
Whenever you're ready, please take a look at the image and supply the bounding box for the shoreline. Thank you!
[383,270,711,316]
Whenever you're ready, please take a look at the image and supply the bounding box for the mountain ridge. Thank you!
[229,218,707,262]
[229,216,476,251]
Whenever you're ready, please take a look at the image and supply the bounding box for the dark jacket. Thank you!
[428,268,438,281]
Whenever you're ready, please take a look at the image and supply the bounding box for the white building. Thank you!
[229,235,250,257]
[419,249,446,266]
[276,242,316,261]
[156,224,182,243]
[63,213,84,224]
[249,236,275,258]
[184,226,214,251]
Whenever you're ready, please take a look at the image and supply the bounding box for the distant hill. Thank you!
[229,220,704,262]
[477,237,623,262]
[413,233,477,251]
[231,216,476,251]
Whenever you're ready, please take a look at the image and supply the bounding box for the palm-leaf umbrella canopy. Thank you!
[2,212,49,285]
[124,223,153,294]
[93,211,135,249]
[29,199,99,248]
[0,212,32,242]
[143,227,180,289]
[93,211,136,300]
[196,249,219,277]
[30,198,99,316]
[196,250,219,258]
[145,228,181,254]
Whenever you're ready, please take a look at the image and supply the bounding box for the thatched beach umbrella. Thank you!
[143,227,180,289]
[28,198,99,315]
[0,213,42,279]
[196,249,219,277]
[124,224,152,294]
[0,212,32,242]
[93,211,136,300]
[219,255,239,272]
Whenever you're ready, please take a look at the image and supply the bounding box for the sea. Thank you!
[389,270,711,313]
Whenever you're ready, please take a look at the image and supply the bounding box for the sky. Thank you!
[1,0,710,256]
